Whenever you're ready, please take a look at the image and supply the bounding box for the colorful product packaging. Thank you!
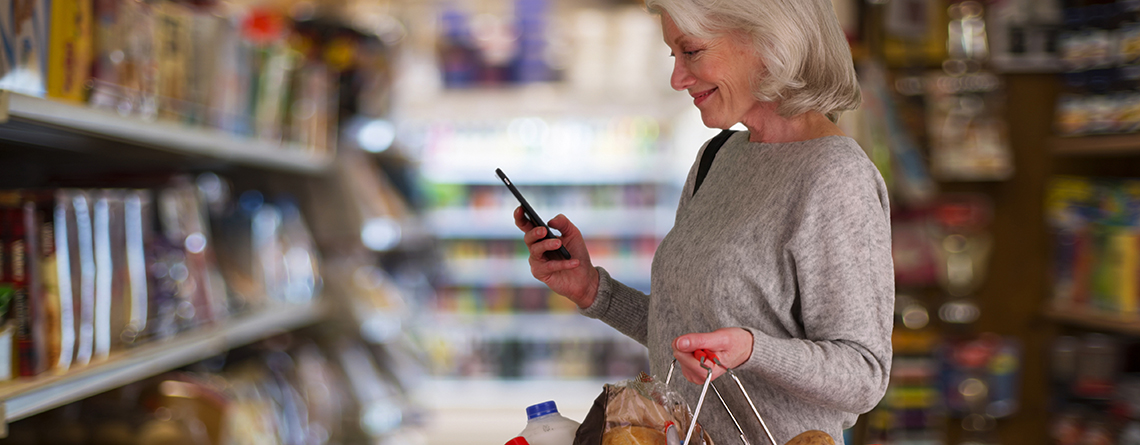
[0,0,49,97]
[46,0,92,103]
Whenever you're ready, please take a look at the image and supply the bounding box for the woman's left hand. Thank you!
[672,328,755,385]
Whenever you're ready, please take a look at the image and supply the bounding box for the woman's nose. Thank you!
[670,58,694,91]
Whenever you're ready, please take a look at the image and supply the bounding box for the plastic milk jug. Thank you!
[518,401,581,445]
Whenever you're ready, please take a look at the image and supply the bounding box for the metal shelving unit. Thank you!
[0,300,326,430]
[3,93,333,174]
[0,94,340,434]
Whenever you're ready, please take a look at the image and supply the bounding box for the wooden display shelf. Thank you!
[0,300,327,430]
[1052,133,1140,156]
[1,93,333,174]
[1044,307,1140,336]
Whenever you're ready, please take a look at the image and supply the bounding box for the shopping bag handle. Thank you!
[674,349,780,445]
[693,349,728,371]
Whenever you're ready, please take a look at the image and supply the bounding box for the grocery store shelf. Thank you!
[395,83,690,122]
[428,207,672,239]
[0,300,327,424]
[1052,134,1140,156]
[443,256,652,289]
[2,94,333,174]
[1045,307,1140,336]
[415,313,628,341]
[421,155,674,185]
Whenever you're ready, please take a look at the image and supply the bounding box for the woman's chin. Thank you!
[699,114,728,130]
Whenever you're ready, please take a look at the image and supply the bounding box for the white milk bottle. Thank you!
[517,401,580,445]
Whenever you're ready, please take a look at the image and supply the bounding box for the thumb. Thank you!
[670,330,734,353]
[674,332,715,352]
[546,214,579,237]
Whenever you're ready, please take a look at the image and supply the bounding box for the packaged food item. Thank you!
[37,192,63,373]
[158,177,228,326]
[12,197,47,376]
[289,63,335,152]
[600,426,665,445]
[47,0,93,102]
[153,1,194,121]
[92,0,158,117]
[122,190,152,345]
[91,191,120,360]
[51,190,76,372]
[0,0,49,97]
[575,376,705,445]
[187,10,223,126]
[0,199,25,376]
[70,190,96,366]
[207,16,253,136]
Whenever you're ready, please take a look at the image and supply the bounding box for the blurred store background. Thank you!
[0,0,1134,443]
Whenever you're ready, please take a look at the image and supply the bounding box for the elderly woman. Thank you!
[513,0,892,443]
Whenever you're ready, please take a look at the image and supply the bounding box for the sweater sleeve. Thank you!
[579,267,651,346]
[736,157,894,415]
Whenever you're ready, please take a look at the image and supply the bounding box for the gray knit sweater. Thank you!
[580,133,894,445]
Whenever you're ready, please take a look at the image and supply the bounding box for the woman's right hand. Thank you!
[514,207,599,309]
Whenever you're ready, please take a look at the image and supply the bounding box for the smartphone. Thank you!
[496,168,572,260]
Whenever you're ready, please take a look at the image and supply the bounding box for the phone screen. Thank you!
[496,168,571,260]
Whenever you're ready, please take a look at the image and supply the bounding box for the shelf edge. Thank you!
[6,94,334,175]
[0,299,327,422]
[1051,134,1140,156]
[1044,307,1140,335]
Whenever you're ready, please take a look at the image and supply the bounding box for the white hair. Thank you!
[646,0,860,121]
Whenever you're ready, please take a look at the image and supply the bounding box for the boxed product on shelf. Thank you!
[0,0,49,97]
[158,177,229,326]
[46,0,93,103]
[2,197,43,377]
[207,15,254,136]
[1053,1,1140,137]
[81,0,340,152]
[153,1,194,122]
[290,62,335,153]
[1048,175,1140,317]
[90,0,157,117]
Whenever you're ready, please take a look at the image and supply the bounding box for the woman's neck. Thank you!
[739,102,845,144]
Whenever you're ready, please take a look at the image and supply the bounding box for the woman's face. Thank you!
[661,13,763,129]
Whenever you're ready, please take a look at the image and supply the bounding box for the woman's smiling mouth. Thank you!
[693,87,717,106]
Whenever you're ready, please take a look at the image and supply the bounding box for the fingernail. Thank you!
[678,338,690,349]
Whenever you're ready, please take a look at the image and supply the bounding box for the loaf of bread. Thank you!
[784,430,835,445]
[601,426,667,445]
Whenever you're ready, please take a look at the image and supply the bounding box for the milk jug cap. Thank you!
[505,437,530,445]
[526,401,559,419]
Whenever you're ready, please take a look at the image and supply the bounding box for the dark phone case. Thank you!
[495,169,571,260]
